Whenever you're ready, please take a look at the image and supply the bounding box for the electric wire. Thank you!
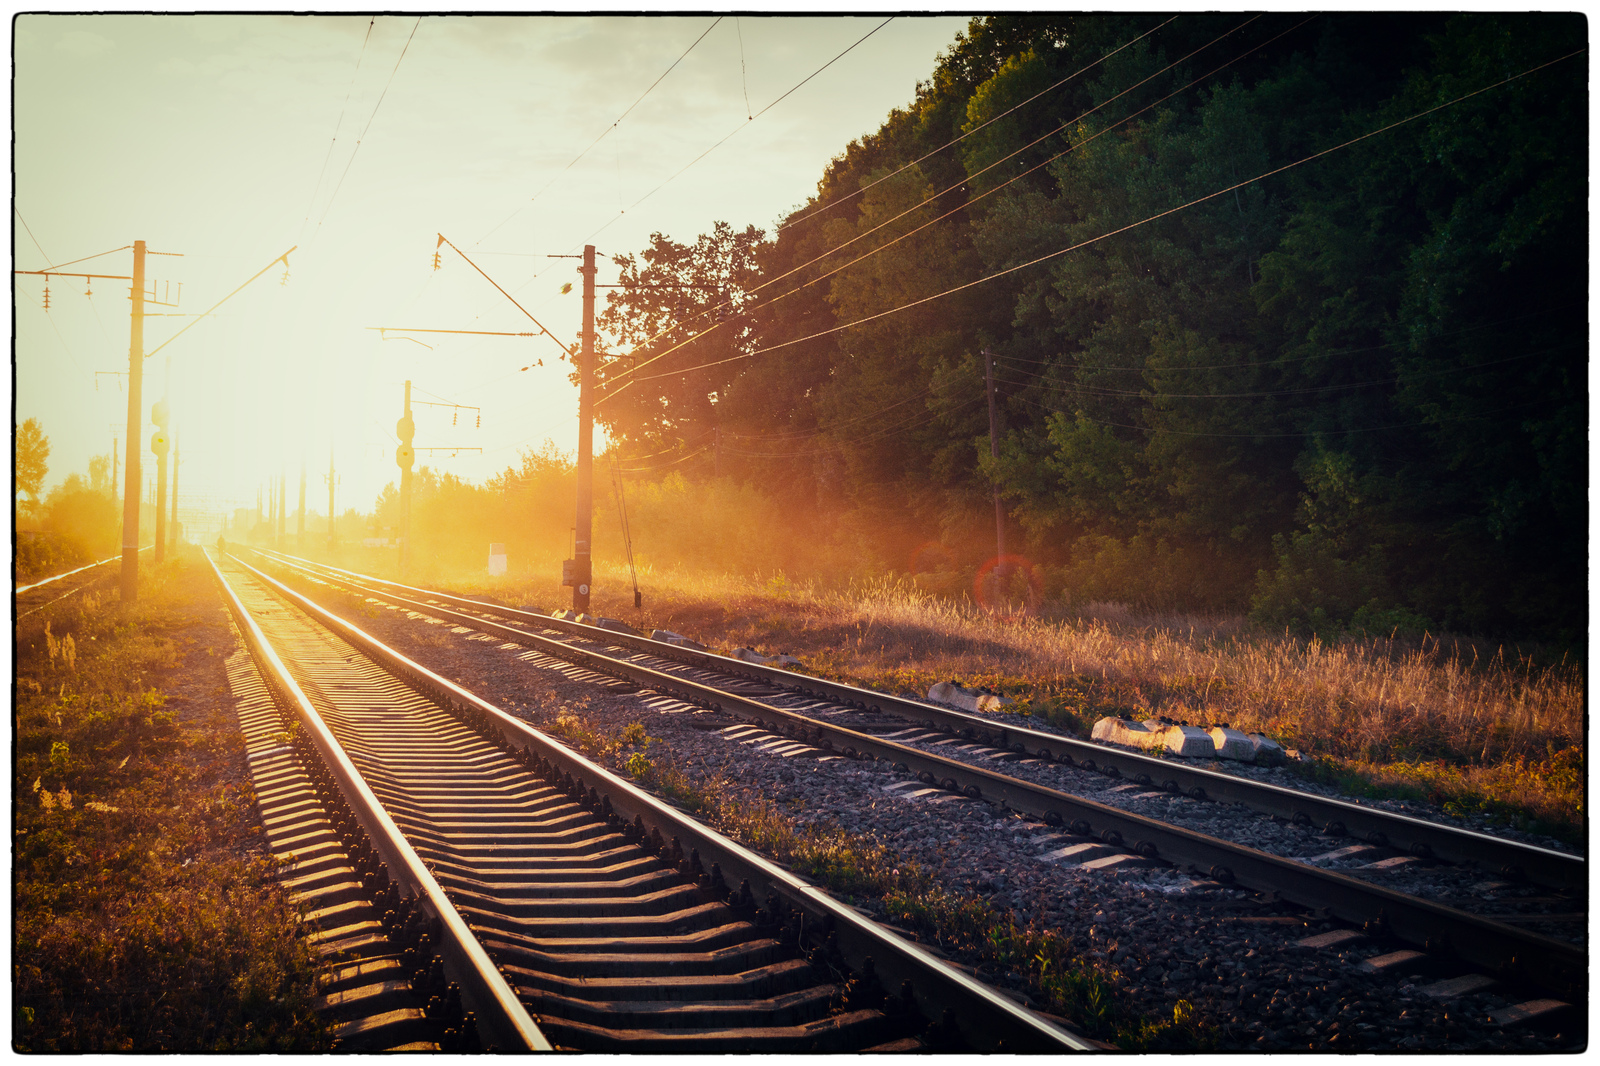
[777,14,1177,234]
[13,206,53,264]
[299,16,377,243]
[605,45,1585,396]
[476,16,725,246]
[430,18,899,352]
[603,13,1291,392]
[312,16,422,241]
[989,301,1586,374]
[1001,387,1563,441]
[22,243,135,274]
[572,17,896,251]
[992,341,1581,402]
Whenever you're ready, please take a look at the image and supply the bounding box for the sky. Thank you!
[13,12,971,534]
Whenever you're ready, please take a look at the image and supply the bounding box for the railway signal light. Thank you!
[396,444,414,469]
[151,430,169,456]
[397,414,415,443]
[152,399,170,429]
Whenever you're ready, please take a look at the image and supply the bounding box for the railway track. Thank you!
[14,548,150,618]
[209,549,1094,1052]
[247,548,1585,1019]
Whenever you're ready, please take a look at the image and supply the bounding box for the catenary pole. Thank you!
[119,241,146,600]
[984,348,1006,590]
[573,245,596,612]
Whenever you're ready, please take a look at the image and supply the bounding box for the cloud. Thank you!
[55,29,114,58]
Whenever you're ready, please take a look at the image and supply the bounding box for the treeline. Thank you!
[367,446,873,584]
[587,13,1586,642]
[14,420,128,580]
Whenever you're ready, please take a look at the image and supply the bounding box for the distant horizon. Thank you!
[14,13,971,532]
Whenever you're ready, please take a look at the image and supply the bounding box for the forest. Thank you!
[574,12,1586,645]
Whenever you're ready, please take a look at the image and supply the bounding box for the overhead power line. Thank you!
[312,16,422,241]
[476,16,725,246]
[573,17,896,250]
[300,16,378,243]
[778,14,1178,234]
[606,13,1292,392]
[601,44,1585,400]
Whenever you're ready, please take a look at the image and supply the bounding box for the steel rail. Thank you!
[206,550,552,1052]
[253,549,1586,1002]
[15,546,151,594]
[260,549,1585,893]
[226,550,1094,1052]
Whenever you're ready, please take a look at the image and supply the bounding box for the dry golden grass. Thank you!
[447,558,1582,838]
[14,549,329,1051]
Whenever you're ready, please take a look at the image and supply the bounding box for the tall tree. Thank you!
[16,418,50,512]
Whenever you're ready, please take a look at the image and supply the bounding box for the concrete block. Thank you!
[596,617,641,636]
[1158,724,1216,757]
[734,647,803,668]
[650,629,708,651]
[1307,844,1383,864]
[1208,726,1257,761]
[928,680,1014,713]
[1359,855,1429,872]
[1419,973,1497,999]
[1247,732,1287,765]
[1358,949,1429,974]
[1080,853,1160,871]
[1489,999,1573,1028]
[1092,717,1164,751]
[1040,842,1118,864]
[1296,928,1367,951]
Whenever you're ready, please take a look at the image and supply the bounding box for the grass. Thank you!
[422,557,1584,841]
[14,548,329,1052]
[542,713,1203,1049]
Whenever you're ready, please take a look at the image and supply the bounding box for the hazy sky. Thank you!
[13,13,971,531]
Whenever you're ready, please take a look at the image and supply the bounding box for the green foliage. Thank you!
[14,553,328,1051]
[368,14,1585,646]
[16,415,50,507]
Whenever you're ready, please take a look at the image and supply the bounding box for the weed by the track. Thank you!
[541,713,1192,1048]
[13,549,328,1052]
[452,561,1581,836]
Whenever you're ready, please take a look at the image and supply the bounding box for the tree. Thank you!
[594,222,765,461]
[16,418,49,512]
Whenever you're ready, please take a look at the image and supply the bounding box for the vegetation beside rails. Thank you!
[288,541,1583,839]
[14,549,328,1052]
[543,713,1207,1050]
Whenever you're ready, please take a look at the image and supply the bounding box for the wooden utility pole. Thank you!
[984,348,1006,588]
[297,460,306,547]
[120,241,146,600]
[169,431,180,550]
[573,244,596,612]
[152,361,170,565]
[397,381,414,576]
[326,447,337,550]
[277,470,286,548]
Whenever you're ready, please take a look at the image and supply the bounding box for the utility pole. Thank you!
[984,348,1007,591]
[397,381,415,576]
[573,244,596,612]
[169,431,180,551]
[151,361,170,565]
[297,460,306,548]
[326,447,338,551]
[119,241,146,600]
[111,437,119,507]
[277,470,286,548]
